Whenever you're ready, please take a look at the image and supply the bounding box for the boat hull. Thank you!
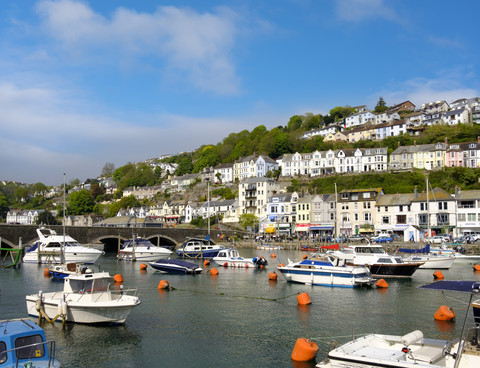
[26,293,140,324]
[406,256,455,269]
[176,249,222,258]
[118,250,172,262]
[23,249,102,264]
[277,267,373,288]
[149,260,202,274]
[367,263,421,277]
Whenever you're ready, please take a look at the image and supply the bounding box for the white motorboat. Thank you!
[330,244,423,277]
[48,262,92,279]
[118,236,172,261]
[26,270,141,324]
[399,244,455,269]
[256,244,284,250]
[213,248,268,268]
[277,253,375,288]
[176,238,225,258]
[316,280,480,368]
[23,227,104,264]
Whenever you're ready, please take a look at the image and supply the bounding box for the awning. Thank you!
[359,228,374,233]
[265,227,275,234]
[310,225,334,230]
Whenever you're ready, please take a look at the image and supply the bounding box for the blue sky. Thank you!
[1,0,479,186]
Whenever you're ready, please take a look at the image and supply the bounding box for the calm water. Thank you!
[2,249,480,368]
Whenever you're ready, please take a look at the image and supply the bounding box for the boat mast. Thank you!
[62,173,66,264]
[427,175,430,240]
[334,183,338,241]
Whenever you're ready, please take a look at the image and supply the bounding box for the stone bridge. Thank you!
[0,224,240,253]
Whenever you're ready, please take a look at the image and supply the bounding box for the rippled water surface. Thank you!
[2,249,480,367]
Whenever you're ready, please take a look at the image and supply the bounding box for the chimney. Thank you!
[414,185,418,199]
[455,185,460,197]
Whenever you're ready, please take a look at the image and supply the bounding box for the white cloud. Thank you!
[35,0,241,94]
[368,69,479,108]
[335,0,398,23]
[0,81,254,185]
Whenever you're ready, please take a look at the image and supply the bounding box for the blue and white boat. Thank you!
[0,318,61,367]
[48,262,92,279]
[176,238,225,258]
[277,253,375,288]
[149,259,202,274]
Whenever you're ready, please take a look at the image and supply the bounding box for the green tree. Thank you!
[67,190,95,215]
[329,106,355,122]
[32,182,47,196]
[374,97,388,113]
[35,210,59,225]
[239,213,258,230]
[14,187,30,202]
[301,113,323,131]
[287,115,303,132]
[0,195,9,220]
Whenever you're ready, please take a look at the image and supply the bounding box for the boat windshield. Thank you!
[14,334,45,359]
[0,342,6,364]
[69,277,110,293]
[354,247,385,254]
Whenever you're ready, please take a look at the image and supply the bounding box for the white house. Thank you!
[344,111,376,129]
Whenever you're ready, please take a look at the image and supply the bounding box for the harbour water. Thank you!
[2,249,480,368]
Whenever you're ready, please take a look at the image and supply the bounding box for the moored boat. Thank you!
[316,280,480,368]
[331,244,423,277]
[23,226,103,264]
[256,244,284,250]
[118,236,172,261]
[176,238,225,258]
[399,244,455,269]
[48,262,92,279]
[25,270,141,324]
[213,248,267,268]
[149,259,202,274]
[0,318,61,367]
[277,253,375,288]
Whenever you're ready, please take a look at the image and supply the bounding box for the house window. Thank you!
[419,214,428,225]
[458,213,466,222]
[437,214,449,225]
[420,203,428,211]
[382,216,390,224]
[355,213,359,221]
[468,213,476,221]
[364,213,371,221]
[397,215,407,224]
[438,202,448,210]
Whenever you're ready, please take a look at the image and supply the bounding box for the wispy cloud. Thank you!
[334,0,398,23]
[369,67,479,107]
[35,0,242,94]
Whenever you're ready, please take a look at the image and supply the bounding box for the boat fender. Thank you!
[401,330,423,346]
[223,262,229,268]
[291,338,319,362]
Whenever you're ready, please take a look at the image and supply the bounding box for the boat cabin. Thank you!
[0,319,60,367]
[64,272,111,294]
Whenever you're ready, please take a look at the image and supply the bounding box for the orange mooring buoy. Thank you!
[297,292,312,305]
[433,271,444,279]
[271,253,276,258]
[375,279,389,288]
[158,280,170,290]
[473,264,480,271]
[291,338,319,362]
[302,254,308,260]
[434,305,455,321]
[204,260,210,267]
[140,263,147,270]
[209,267,219,275]
[113,274,124,283]
[278,263,285,267]
[269,272,277,281]
[43,268,50,276]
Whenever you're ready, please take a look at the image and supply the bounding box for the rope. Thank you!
[159,286,300,302]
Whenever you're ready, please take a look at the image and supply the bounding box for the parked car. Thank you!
[430,235,445,244]
[391,234,402,242]
[348,234,368,243]
[372,234,393,243]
